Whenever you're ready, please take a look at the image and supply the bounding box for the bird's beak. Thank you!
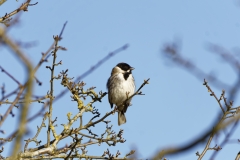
[130,67,135,70]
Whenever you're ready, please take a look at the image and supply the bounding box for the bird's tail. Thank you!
[118,111,126,126]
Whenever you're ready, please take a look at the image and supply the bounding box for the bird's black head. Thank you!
[117,63,133,71]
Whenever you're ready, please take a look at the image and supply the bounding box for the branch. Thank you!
[0,87,24,128]
[33,22,67,74]
[0,95,48,105]
[0,0,38,24]
[203,79,225,113]
[24,113,48,151]
[152,80,240,160]
[47,35,60,147]
[0,26,34,158]
[0,65,22,86]
[162,42,230,89]
[235,151,240,160]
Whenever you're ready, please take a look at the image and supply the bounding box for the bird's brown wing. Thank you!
[107,77,114,108]
[109,95,113,108]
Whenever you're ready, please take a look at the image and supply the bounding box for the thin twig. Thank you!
[0,0,37,23]
[0,87,24,127]
[0,65,22,86]
[47,35,60,147]
[24,113,48,151]
[203,79,225,114]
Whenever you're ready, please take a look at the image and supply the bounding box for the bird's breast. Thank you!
[108,74,135,106]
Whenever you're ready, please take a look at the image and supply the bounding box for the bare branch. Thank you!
[0,0,38,24]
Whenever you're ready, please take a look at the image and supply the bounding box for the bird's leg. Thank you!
[112,105,118,115]
[124,91,131,107]
[125,91,130,100]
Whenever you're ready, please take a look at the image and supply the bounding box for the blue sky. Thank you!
[1,0,240,159]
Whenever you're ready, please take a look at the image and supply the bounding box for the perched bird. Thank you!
[107,62,135,125]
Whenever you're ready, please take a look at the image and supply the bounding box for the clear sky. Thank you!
[1,0,240,159]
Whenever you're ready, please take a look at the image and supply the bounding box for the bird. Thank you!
[107,62,135,126]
